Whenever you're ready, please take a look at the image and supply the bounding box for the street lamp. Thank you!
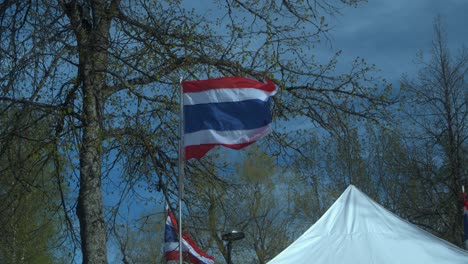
[222,230,245,264]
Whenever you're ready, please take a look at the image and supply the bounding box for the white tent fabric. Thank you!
[268,185,468,264]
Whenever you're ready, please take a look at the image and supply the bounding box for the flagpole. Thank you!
[178,76,185,264]
[463,186,468,250]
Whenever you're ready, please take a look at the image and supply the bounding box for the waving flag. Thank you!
[164,207,215,264]
[463,190,468,249]
[182,76,277,160]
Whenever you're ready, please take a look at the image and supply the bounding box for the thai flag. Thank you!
[164,207,215,264]
[463,191,468,248]
[182,76,277,160]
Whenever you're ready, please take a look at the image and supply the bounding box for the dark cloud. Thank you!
[319,0,468,83]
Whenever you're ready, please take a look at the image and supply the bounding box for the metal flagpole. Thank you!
[178,77,185,264]
[463,186,468,250]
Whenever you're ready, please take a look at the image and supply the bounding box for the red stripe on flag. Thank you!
[166,250,213,264]
[165,251,180,261]
[168,209,180,234]
[463,192,468,208]
[182,76,276,93]
[185,142,255,160]
[183,233,216,262]
[165,208,215,263]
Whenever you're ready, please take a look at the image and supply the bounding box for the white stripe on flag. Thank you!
[164,242,182,252]
[184,87,274,105]
[185,125,272,146]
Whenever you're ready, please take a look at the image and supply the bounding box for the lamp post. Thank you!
[222,230,245,264]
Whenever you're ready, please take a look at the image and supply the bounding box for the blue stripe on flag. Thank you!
[184,99,272,133]
[165,224,178,243]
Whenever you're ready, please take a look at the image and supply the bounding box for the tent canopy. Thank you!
[268,185,468,264]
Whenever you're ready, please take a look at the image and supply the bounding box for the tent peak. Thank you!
[268,185,468,264]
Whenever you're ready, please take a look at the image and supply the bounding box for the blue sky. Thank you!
[322,0,468,84]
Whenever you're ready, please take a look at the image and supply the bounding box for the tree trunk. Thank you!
[62,1,112,262]
[77,53,107,263]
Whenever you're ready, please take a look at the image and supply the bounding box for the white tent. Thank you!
[268,185,468,264]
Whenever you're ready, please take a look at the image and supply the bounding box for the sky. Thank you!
[322,0,468,85]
